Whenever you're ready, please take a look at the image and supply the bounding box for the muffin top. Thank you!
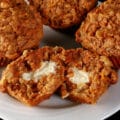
[29,0,97,29]
[0,0,43,66]
[76,0,120,57]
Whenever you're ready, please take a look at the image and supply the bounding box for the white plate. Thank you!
[0,26,120,120]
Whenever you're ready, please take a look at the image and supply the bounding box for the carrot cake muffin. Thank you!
[0,46,65,106]
[29,0,98,29]
[0,0,43,66]
[76,0,120,68]
[59,48,118,104]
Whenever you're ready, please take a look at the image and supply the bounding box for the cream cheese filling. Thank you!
[69,67,89,86]
[22,61,56,82]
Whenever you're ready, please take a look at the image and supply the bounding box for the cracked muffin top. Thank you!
[29,0,97,29]
[0,0,43,66]
[76,0,120,57]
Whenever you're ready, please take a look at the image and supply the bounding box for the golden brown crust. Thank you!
[29,0,97,29]
[76,0,120,57]
[0,46,65,106]
[0,0,43,66]
[59,48,118,104]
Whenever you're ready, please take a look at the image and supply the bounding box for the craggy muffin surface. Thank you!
[29,0,97,29]
[59,48,118,104]
[0,0,43,66]
[76,0,120,57]
[0,46,65,106]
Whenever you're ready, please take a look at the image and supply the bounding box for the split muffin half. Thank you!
[0,46,65,106]
[59,48,118,104]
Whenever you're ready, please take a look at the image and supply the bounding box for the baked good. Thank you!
[76,0,120,68]
[29,0,98,29]
[0,46,65,106]
[0,0,43,66]
[59,48,118,104]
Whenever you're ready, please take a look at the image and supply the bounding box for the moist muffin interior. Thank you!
[0,46,65,106]
[59,48,118,104]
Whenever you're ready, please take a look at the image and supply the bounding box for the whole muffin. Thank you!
[59,48,118,104]
[76,0,120,68]
[29,0,98,29]
[0,0,43,66]
[0,46,65,106]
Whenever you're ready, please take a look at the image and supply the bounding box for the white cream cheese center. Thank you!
[22,61,56,82]
[69,67,89,85]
